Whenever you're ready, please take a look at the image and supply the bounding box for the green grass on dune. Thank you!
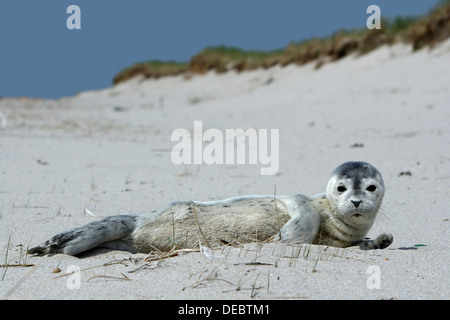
[113,1,450,84]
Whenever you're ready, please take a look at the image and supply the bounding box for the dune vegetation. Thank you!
[113,1,450,84]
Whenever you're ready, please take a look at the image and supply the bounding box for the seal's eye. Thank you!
[337,186,347,192]
[366,185,377,192]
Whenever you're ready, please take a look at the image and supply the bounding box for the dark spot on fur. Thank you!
[350,143,364,148]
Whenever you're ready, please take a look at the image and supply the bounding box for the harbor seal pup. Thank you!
[28,161,393,256]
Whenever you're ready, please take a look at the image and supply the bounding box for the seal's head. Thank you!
[326,161,385,224]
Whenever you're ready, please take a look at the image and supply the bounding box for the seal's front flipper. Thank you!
[359,233,393,250]
[279,213,320,244]
[28,215,137,256]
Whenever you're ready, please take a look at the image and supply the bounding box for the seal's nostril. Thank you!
[351,200,362,208]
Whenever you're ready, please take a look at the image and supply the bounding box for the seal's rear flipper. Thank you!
[28,215,137,256]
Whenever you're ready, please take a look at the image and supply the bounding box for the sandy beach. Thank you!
[0,39,449,300]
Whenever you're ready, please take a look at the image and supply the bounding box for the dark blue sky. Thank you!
[0,0,441,98]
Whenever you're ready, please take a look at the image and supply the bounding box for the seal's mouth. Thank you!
[352,213,362,217]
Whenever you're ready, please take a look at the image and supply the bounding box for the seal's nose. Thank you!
[351,200,362,208]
